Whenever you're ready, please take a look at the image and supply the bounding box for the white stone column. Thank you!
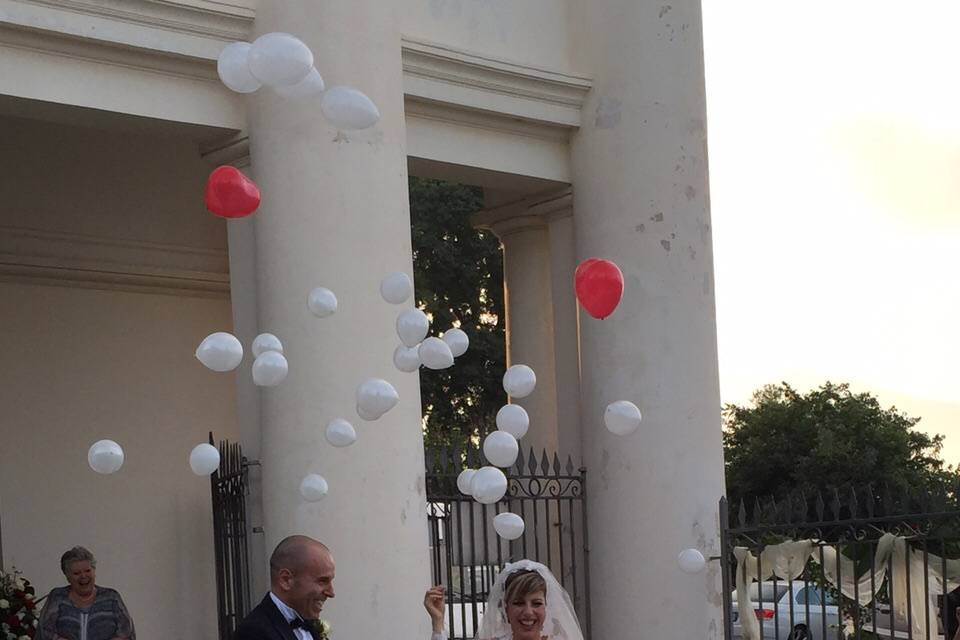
[473,196,561,458]
[246,3,431,638]
[543,193,582,467]
[570,1,725,638]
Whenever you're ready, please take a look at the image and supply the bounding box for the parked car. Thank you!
[731,581,839,640]
[731,581,943,639]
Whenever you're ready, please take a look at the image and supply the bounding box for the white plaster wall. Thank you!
[399,0,582,73]
[0,114,238,640]
[0,116,226,251]
[0,284,236,640]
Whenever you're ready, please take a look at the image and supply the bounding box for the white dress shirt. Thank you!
[269,591,312,640]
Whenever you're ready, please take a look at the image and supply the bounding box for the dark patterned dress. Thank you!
[36,586,135,640]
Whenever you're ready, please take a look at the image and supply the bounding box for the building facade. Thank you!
[0,1,724,637]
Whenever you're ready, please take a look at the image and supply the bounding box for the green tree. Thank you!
[723,381,955,507]
[409,177,506,451]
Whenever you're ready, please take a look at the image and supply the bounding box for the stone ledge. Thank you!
[401,36,592,129]
[0,224,230,296]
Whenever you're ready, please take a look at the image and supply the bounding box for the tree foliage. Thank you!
[409,177,506,450]
[723,381,955,506]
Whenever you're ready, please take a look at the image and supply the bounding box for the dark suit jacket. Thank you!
[234,594,322,640]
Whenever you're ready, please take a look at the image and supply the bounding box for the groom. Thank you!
[234,535,336,640]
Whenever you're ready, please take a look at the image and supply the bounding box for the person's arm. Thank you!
[35,590,63,640]
[110,590,135,640]
[423,586,446,640]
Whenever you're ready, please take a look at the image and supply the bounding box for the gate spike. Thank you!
[565,455,575,476]
[738,499,747,528]
[540,449,551,475]
[552,452,562,476]
[830,488,841,521]
[865,483,875,518]
[527,448,538,474]
[815,491,825,521]
[515,446,527,474]
[848,485,859,518]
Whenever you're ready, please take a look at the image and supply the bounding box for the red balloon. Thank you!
[205,166,261,218]
[574,258,624,319]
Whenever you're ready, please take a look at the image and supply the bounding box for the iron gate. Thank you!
[210,434,253,640]
[425,444,591,639]
[719,485,960,640]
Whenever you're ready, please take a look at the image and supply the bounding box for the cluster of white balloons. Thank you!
[195,331,289,387]
[385,272,469,373]
[217,33,380,131]
[87,440,222,477]
[446,363,540,540]
[295,270,469,502]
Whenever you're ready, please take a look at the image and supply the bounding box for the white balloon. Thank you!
[196,332,244,372]
[356,403,380,421]
[252,333,283,357]
[248,32,313,87]
[252,351,289,386]
[380,272,413,304]
[493,512,525,540]
[321,86,381,130]
[87,439,124,475]
[300,474,329,502]
[456,469,476,495]
[503,364,537,398]
[496,404,529,440]
[325,419,357,448]
[273,67,325,99]
[396,308,429,347]
[217,42,261,93]
[604,400,642,436]
[471,466,508,504]
[393,344,421,373]
[355,378,399,421]
[189,443,221,476]
[308,287,338,317]
[678,548,707,574]
[483,431,519,468]
[419,337,454,370]
[442,328,469,358]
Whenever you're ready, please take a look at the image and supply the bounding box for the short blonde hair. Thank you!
[503,569,546,604]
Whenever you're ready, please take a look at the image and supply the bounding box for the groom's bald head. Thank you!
[270,535,330,580]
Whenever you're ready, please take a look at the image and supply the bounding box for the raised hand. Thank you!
[423,585,446,632]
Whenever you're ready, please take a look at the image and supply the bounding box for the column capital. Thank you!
[471,188,572,238]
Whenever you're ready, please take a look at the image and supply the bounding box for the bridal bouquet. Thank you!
[0,569,38,640]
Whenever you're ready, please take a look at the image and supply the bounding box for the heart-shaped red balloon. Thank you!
[574,258,624,319]
[205,166,261,218]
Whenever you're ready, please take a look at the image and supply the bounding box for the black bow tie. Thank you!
[290,618,307,630]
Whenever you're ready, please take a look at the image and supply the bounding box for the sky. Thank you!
[701,2,960,464]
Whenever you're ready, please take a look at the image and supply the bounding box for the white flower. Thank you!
[0,599,8,609]
[23,594,32,601]
[19,635,31,640]
[320,619,332,635]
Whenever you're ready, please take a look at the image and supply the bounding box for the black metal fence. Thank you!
[210,434,253,640]
[425,444,590,639]
[720,485,960,640]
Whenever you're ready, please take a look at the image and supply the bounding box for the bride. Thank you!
[423,560,584,640]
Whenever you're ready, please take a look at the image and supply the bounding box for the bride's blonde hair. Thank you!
[504,569,547,604]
